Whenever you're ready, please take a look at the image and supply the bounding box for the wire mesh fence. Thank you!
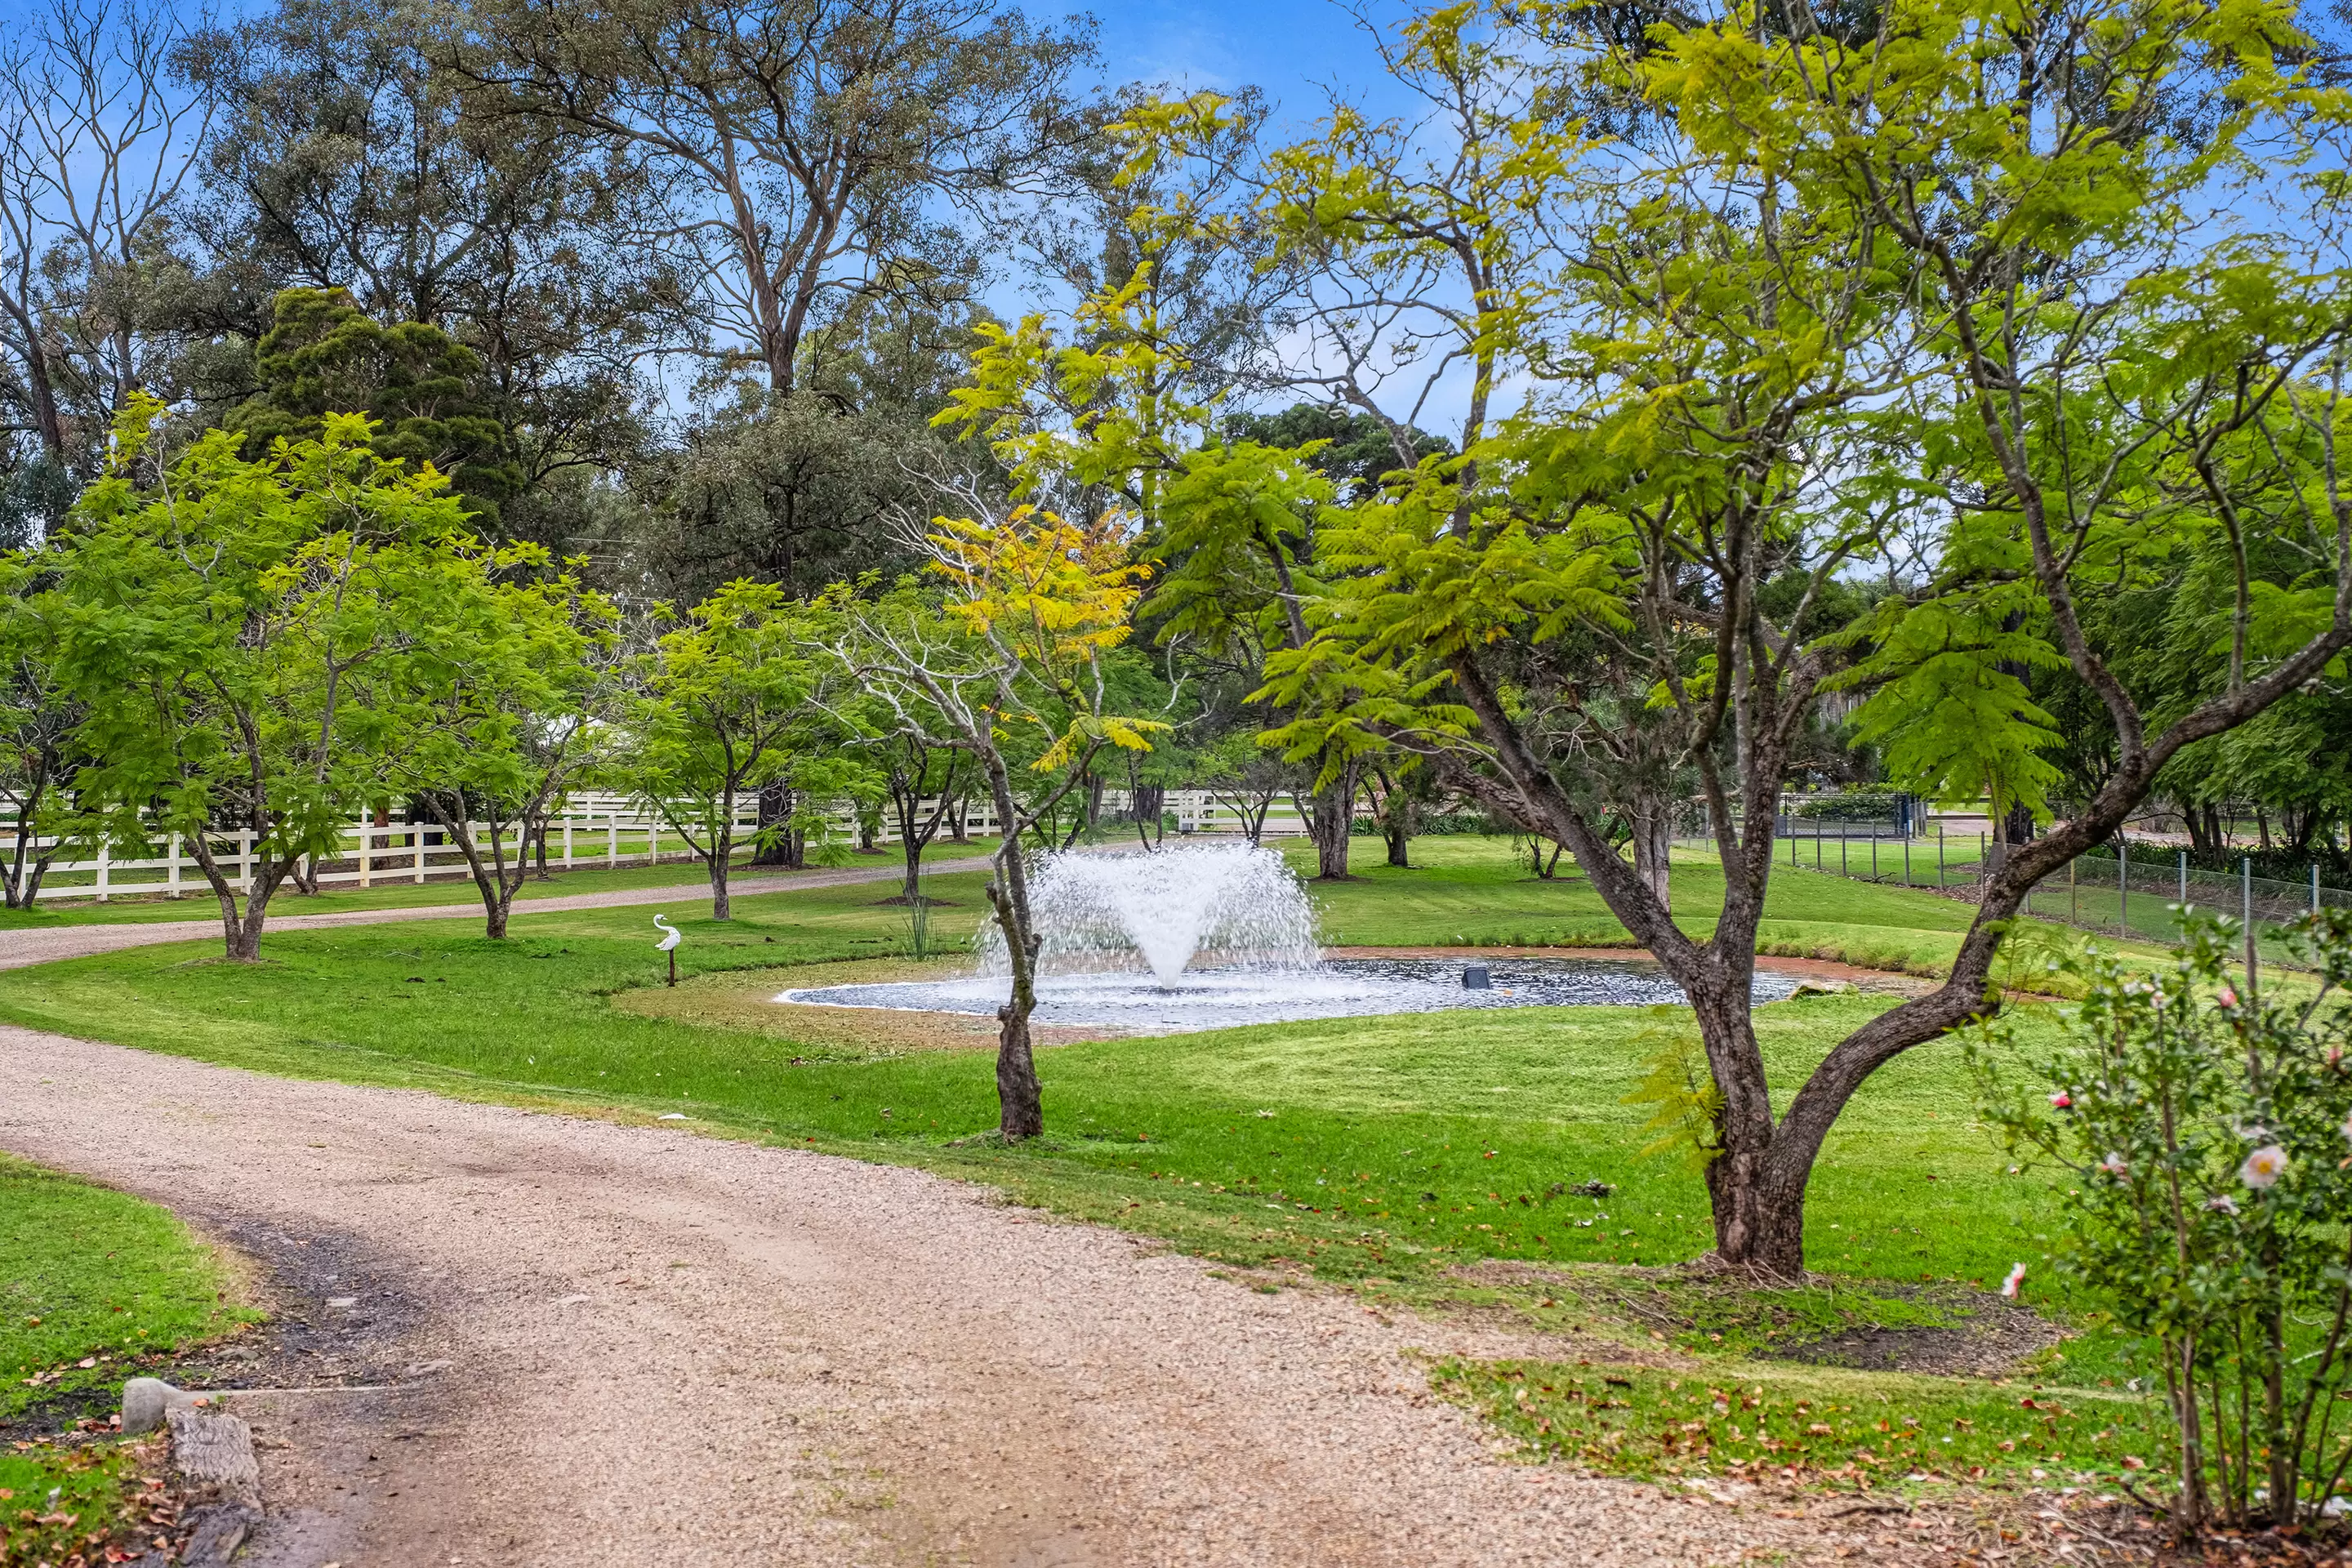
[2019,850,2350,964]
[1684,817,2351,966]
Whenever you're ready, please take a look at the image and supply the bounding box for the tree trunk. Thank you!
[986,879,1045,1138]
[1129,780,1165,850]
[980,754,1045,1140]
[1631,801,1673,915]
[751,781,794,866]
[709,822,733,920]
[1307,765,1359,879]
[2,821,55,909]
[901,836,925,902]
[1371,767,1415,867]
[1690,982,1807,1277]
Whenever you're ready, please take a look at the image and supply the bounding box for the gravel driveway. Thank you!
[0,1025,1928,1567]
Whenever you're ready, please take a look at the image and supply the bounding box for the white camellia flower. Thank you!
[2205,1194,2240,1216]
[2241,1146,2289,1188]
[2001,1263,2028,1299]
[2097,1152,2129,1178]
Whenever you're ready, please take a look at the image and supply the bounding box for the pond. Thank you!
[776,955,1805,1035]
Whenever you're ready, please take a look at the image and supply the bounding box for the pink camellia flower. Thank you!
[2217,985,2239,1009]
[2049,1091,2074,1110]
[2098,1152,2129,1178]
[2242,1146,2289,1188]
[2001,1263,2028,1299]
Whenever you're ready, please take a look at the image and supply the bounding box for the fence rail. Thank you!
[3,786,1321,906]
[7,813,755,903]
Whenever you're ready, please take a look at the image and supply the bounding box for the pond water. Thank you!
[775,955,1804,1035]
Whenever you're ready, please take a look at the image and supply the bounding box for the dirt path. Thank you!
[0,1026,1926,1567]
[0,853,995,972]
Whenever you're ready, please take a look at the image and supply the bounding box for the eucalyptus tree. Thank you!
[191,0,656,554]
[448,0,1095,399]
[1254,0,2352,1277]
[0,0,220,468]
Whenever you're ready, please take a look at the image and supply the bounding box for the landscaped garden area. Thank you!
[9,0,2352,1551]
[0,836,2183,1508]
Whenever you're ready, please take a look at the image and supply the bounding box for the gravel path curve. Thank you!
[0,853,996,972]
[0,1026,1895,1567]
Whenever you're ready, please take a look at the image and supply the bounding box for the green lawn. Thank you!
[0,834,2163,1492]
[0,1154,253,1564]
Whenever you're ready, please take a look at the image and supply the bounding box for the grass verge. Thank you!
[0,1156,252,1567]
[1428,1358,2166,1490]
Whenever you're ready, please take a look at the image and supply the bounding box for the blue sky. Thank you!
[1089,0,1413,131]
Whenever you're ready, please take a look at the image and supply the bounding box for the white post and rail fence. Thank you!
[2,787,1314,906]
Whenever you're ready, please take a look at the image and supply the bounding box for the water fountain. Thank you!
[973,841,1319,982]
[773,842,1804,1033]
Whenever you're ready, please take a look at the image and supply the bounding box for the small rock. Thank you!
[215,1346,258,1364]
[1789,980,1857,999]
[404,1359,453,1378]
[325,1297,358,1307]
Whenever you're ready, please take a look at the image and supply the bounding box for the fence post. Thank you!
[564,821,573,867]
[1938,826,1945,889]
[1902,832,1910,888]
[95,840,109,903]
[359,820,372,889]
[2179,850,2188,911]
[2119,840,2129,939]
[608,820,618,868]
[2245,857,2258,993]
[239,830,253,893]
[414,826,426,884]
[167,833,181,898]
[648,822,657,865]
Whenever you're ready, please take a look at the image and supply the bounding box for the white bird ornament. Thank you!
[653,914,682,985]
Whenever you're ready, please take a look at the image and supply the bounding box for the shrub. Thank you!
[1790,791,1906,822]
[1975,911,2352,1534]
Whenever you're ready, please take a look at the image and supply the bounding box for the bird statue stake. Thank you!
[653,914,682,986]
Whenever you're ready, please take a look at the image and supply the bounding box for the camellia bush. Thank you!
[1977,913,2352,1534]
